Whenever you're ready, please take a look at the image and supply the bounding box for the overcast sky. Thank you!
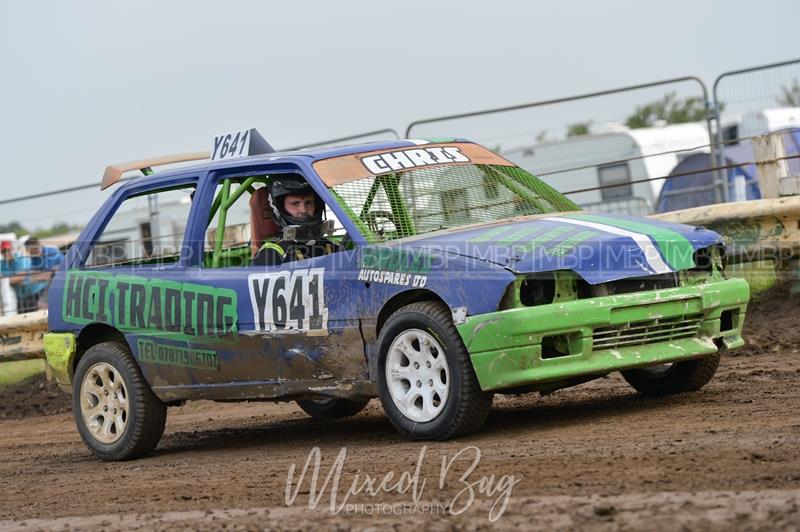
[1,0,798,231]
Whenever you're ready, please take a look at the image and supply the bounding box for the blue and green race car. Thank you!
[43,132,749,460]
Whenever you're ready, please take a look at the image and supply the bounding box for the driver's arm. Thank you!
[251,242,287,266]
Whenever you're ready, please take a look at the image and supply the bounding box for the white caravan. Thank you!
[501,122,711,215]
[720,107,800,143]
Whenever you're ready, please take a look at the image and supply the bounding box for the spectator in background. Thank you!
[0,241,18,316]
[0,241,14,272]
[9,238,63,313]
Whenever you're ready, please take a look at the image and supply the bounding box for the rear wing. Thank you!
[100,152,209,190]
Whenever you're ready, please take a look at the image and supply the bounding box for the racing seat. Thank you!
[249,187,281,258]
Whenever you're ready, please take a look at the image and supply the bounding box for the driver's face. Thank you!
[283,193,316,220]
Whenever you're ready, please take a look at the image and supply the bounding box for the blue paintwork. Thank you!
[47,138,726,401]
[398,214,721,284]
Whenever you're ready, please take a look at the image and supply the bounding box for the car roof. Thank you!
[115,137,466,193]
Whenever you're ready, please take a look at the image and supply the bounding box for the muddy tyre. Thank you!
[377,301,493,440]
[73,341,166,461]
[296,398,370,419]
[621,353,721,396]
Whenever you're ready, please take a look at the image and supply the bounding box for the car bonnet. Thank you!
[401,212,722,285]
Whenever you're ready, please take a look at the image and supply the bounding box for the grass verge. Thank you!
[0,359,45,390]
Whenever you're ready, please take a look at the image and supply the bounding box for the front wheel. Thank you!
[296,397,370,419]
[377,301,492,440]
[73,341,167,461]
[621,353,721,396]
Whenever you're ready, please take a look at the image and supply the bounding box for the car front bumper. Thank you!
[456,278,749,392]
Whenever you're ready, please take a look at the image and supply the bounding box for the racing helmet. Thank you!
[267,174,324,229]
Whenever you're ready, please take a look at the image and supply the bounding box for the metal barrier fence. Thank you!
[713,58,800,135]
[404,59,800,215]
[711,59,800,204]
[287,128,399,150]
[406,76,724,213]
[0,128,401,234]
[3,59,800,232]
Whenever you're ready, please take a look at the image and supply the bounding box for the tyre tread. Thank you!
[73,341,166,461]
[621,353,721,397]
[379,301,492,441]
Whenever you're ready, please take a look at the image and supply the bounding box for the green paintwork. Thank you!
[205,245,251,268]
[496,225,544,246]
[380,174,416,238]
[212,179,233,268]
[485,166,553,214]
[546,230,600,257]
[514,226,572,254]
[457,278,749,391]
[500,165,580,212]
[552,270,578,302]
[328,188,379,243]
[566,213,695,270]
[137,339,219,370]
[43,332,77,387]
[62,271,238,342]
[421,137,458,143]
[469,225,518,244]
[209,176,263,267]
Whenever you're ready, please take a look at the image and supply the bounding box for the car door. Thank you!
[175,169,370,400]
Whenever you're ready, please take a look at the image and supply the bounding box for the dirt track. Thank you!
[1,288,799,531]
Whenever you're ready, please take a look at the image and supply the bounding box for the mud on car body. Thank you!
[43,131,749,460]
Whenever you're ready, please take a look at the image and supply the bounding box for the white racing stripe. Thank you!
[542,217,672,274]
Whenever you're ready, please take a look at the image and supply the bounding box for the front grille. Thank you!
[577,273,680,299]
[592,313,704,351]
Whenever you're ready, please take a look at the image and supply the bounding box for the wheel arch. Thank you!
[376,289,449,336]
[74,323,129,375]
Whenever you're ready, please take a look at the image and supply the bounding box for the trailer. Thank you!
[501,122,710,215]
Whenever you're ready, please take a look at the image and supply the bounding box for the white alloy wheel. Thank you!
[80,362,128,444]
[385,328,450,423]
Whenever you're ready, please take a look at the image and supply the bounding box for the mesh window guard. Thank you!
[331,164,579,241]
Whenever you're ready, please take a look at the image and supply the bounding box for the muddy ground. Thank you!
[1,286,799,531]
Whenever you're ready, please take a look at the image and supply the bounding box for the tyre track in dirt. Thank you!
[1,288,799,530]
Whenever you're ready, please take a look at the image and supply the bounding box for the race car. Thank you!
[43,131,749,460]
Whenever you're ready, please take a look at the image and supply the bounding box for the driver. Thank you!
[251,175,340,266]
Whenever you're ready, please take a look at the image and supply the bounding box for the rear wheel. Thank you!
[296,397,370,419]
[73,341,166,461]
[621,354,721,396]
[377,301,492,440]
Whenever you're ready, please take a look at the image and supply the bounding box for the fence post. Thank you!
[712,58,800,203]
[753,132,790,199]
[0,310,48,361]
[707,99,726,204]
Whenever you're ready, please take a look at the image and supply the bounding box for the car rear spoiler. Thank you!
[100,152,210,190]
